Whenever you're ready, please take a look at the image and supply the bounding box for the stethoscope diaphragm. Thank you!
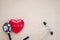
[3,22,12,40]
[3,22,11,32]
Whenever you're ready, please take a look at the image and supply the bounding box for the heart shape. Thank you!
[9,19,24,33]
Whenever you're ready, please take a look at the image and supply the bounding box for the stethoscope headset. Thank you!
[2,21,53,40]
[23,22,53,40]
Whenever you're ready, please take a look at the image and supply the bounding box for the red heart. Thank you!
[9,19,24,33]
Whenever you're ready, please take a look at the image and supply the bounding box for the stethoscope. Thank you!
[3,22,53,40]
[3,22,12,40]
[23,22,53,40]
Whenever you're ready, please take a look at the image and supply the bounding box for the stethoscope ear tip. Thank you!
[43,21,47,25]
[50,31,53,35]
[43,22,54,35]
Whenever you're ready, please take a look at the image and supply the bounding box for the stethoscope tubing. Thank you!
[8,32,11,40]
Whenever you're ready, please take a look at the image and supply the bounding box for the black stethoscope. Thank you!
[3,22,53,40]
[3,22,12,40]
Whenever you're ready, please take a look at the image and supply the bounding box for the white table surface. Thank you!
[0,0,60,40]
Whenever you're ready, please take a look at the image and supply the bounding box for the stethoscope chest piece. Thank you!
[3,22,11,32]
[3,22,12,40]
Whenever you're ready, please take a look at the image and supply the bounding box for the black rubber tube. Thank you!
[23,36,29,40]
[8,33,11,40]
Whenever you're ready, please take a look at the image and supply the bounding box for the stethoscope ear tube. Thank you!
[23,36,29,40]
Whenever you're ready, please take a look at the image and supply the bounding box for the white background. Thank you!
[0,0,60,40]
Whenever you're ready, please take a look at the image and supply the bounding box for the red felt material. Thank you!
[9,19,24,33]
